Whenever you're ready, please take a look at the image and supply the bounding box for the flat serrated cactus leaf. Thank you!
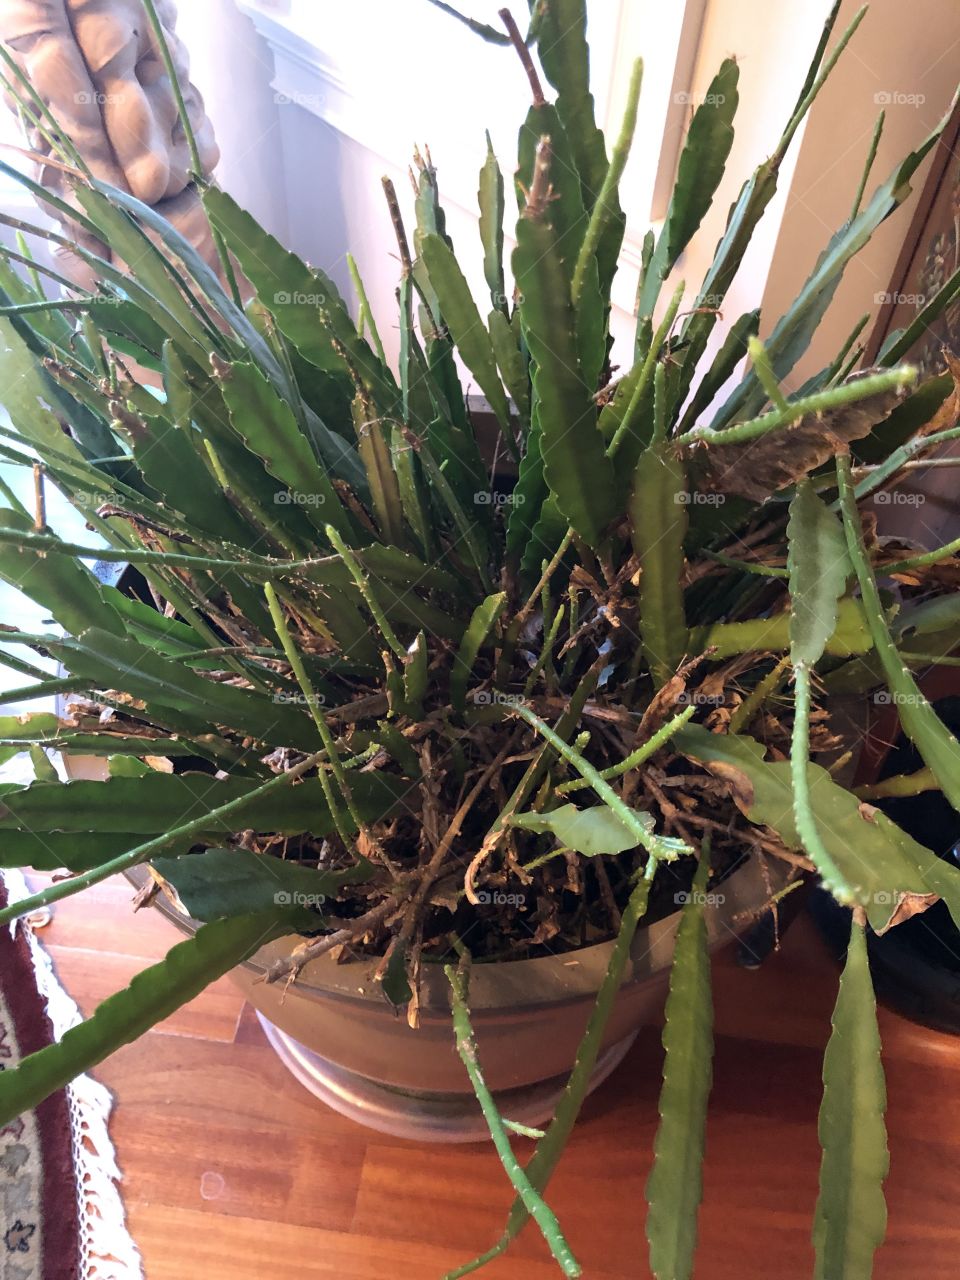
[629,440,688,685]
[478,133,506,310]
[666,60,741,266]
[0,769,412,837]
[509,802,655,855]
[451,592,507,713]
[645,855,713,1280]
[0,831,195,874]
[0,714,61,743]
[637,59,740,320]
[87,297,168,367]
[73,185,211,358]
[813,919,888,1280]
[0,507,125,640]
[6,728,194,757]
[350,394,405,547]
[787,480,856,887]
[0,320,91,483]
[88,178,278,373]
[162,342,318,545]
[674,165,781,413]
[217,359,361,537]
[534,0,622,286]
[118,411,252,545]
[43,628,323,750]
[713,230,848,429]
[575,250,606,395]
[151,847,372,922]
[694,597,872,659]
[516,102,589,279]
[419,233,512,432]
[787,481,853,666]
[488,307,530,424]
[675,724,960,931]
[519,492,568,585]
[674,7,864,413]
[876,680,960,817]
[0,255,75,350]
[513,155,617,546]
[403,631,429,716]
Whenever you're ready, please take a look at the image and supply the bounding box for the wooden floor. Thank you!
[33,873,960,1279]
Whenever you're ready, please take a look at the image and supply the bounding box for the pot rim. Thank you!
[127,852,789,1018]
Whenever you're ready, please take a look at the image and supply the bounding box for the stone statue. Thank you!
[0,0,220,283]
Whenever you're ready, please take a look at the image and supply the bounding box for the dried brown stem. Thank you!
[593,856,622,932]
[381,176,413,276]
[499,8,545,106]
[523,137,554,220]
[264,738,516,989]
[261,891,409,986]
[515,529,574,632]
[32,462,46,531]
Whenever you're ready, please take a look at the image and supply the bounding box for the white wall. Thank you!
[175,0,290,241]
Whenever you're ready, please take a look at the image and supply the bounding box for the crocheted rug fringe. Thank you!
[4,870,144,1280]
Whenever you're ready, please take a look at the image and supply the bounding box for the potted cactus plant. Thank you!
[0,1,959,1275]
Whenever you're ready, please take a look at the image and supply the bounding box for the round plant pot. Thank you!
[127,856,786,1141]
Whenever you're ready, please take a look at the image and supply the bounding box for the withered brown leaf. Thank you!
[871,891,939,935]
[697,373,912,502]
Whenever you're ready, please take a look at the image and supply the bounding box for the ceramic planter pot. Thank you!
[127,855,787,1141]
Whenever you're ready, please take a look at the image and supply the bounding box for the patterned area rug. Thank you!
[1,872,143,1280]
